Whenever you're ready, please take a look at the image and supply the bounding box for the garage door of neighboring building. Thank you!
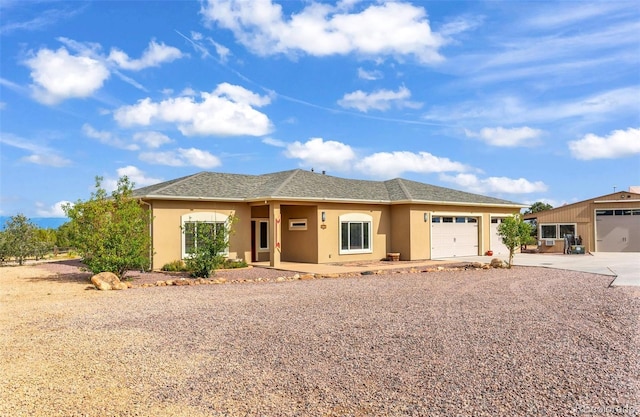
[596,209,640,252]
[490,218,510,255]
[431,216,479,259]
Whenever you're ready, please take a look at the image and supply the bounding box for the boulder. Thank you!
[490,258,508,269]
[91,272,127,291]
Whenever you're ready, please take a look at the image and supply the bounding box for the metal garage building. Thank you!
[523,189,640,253]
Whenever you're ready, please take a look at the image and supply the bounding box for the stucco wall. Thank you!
[281,205,318,263]
[149,200,252,270]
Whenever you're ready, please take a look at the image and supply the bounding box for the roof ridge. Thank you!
[395,178,413,200]
[270,169,303,196]
[150,171,207,195]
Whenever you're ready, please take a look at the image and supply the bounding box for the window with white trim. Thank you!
[259,220,268,251]
[181,212,229,258]
[540,223,576,240]
[339,213,373,254]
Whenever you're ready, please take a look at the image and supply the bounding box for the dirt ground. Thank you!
[1,261,639,416]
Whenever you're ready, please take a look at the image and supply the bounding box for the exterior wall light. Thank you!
[321,211,326,222]
[424,213,428,222]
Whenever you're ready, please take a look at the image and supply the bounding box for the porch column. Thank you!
[269,202,281,267]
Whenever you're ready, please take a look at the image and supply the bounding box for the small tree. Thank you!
[497,214,532,269]
[184,216,236,278]
[3,214,38,265]
[64,176,151,278]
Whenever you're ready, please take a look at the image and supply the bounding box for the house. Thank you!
[132,169,525,270]
[523,189,640,253]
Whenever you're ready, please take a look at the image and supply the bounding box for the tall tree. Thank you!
[64,176,151,278]
[497,214,533,269]
[525,201,553,214]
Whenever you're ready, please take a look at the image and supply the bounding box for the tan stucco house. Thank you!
[523,190,640,253]
[133,169,525,270]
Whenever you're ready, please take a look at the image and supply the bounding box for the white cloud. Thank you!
[284,138,356,171]
[139,148,221,169]
[104,166,162,192]
[440,173,548,194]
[464,126,543,147]
[338,86,422,112]
[132,131,173,148]
[355,151,467,178]
[357,67,383,80]
[25,47,110,105]
[36,200,70,217]
[201,0,447,63]
[568,128,640,160]
[82,124,139,151]
[113,83,273,136]
[108,40,184,70]
[0,132,71,167]
[262,137,287,147]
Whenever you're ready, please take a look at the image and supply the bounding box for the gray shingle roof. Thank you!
[133,169,522,206]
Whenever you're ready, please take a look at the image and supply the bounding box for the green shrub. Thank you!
[222,259,247,269]
[161,260,189,272]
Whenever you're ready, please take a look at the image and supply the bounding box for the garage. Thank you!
[596,209,640,252]
[490,217,510,255]
[431,216,479,258]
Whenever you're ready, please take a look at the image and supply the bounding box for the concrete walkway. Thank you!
[253,252,640,287]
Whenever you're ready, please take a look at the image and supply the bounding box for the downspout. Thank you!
[139,199,153,271]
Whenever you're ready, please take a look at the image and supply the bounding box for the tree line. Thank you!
[0,214,74,265]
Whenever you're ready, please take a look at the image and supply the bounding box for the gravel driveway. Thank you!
[1,263,638,416]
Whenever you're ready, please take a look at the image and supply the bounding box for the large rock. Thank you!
[91,272,128,291]
[490,258,508,269]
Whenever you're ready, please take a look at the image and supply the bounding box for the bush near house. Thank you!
[64,176,151,279]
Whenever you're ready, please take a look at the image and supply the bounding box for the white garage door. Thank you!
[596,209,640,252]
[490,218,510,255]
[431,216,479,259]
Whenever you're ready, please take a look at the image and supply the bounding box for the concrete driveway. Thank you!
[484,252,640,287]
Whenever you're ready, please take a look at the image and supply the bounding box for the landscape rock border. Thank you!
[96,260,508,290]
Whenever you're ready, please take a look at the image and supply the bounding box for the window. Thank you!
[181,212,229,258]
[339,213,373,254]
[289,218,307,231]
[559,224,575,238]
[259,221,268,250]
[432,217,441,223]
[540,223,576,240]
[540,224,557,239]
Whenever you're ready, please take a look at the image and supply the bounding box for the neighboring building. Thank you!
[523,189,640,253]
[133,169,525,270]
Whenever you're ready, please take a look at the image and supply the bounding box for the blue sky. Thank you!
[1,0,639,218]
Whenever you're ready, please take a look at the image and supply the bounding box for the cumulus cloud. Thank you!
[23,38,184,105]
[139,148,221,169]
[25,47,110,104]
[200,0,447,63]
[464,126,543,147]
[82,124,139,150]
[108,40,184,70]
[440,173,548,194]
[36,200,70,217]
[132,131,173,148]
[355,151,467,178]
[568,127,640,160]
[338,86,422,112]
[284,138,356,171]
[113,83,273,136]
[0,132,71,167]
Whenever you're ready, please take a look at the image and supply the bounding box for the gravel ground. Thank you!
[1,261,638,416]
